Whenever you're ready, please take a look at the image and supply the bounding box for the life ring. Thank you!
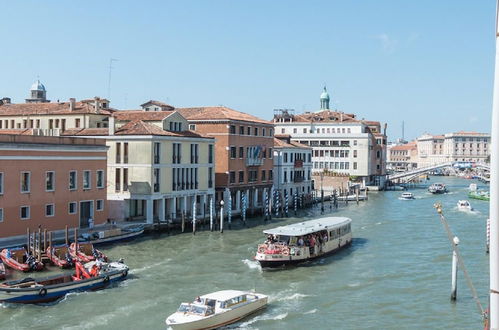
[122,270,128,277]
[282,249,289,256]
[39,288,47,296]
[103,276,110,283]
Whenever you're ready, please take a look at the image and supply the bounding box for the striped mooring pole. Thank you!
[227,191,232,229]
[294,192,298,215]
[487,217,491,253]
[192,199,196,235]
[284,190,289,217]
[275,189,280,218]
[242,192,247,226]
[209,196,214,231]
[264,189,270,221]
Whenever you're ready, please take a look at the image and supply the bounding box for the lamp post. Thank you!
[320,171,324,214]
[220,200,224,233]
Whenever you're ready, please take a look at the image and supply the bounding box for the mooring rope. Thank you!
[433,203,486,319]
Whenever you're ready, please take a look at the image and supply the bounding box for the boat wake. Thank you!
[130,259,171,274]
[272,292,313,302]
[304,309,317,314]
[242,259,262,272]
[228,312,289,329]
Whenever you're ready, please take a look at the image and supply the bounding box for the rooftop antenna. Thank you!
[107,58,118,100]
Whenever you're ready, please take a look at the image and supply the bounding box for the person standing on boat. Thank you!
[88,217,94,229]
[297,237,304,247]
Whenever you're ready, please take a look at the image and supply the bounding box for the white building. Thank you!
[273,135,313,205]
[273,87,387,185]
[417,131,490,167]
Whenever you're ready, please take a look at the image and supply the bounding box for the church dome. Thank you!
[31,80,46,92]
[320,86,330,100]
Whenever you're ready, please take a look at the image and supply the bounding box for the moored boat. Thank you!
[468,190,490,201]
[46,244,74,269]
[69,242,107,263]
[0,247,44,272]
[399,192,415,200]
[0,260,5,280]
[0,260,129,304]
[165,290,268,330]
[254,217,352,268]
[428,183,447,194]
[78,225,144,246]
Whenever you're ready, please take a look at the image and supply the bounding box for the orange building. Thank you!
[177,107,274,214]
[0,135,108,239]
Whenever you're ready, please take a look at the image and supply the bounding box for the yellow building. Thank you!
[62,111,215,224]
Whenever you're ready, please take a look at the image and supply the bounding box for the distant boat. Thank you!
[254,217,352,268]
[469,183,478,191]
[399,192,415,200]
[78,225,144,245]
[428,183,447,194]
[457,200,473,211]
[468,190,490,201]
[0,260,129,304]
[165,290,268,330]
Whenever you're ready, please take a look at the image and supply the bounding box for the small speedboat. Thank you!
[457,200,473,211]
[399,192,415,200]
[0,248,44,272]
[69,242,107,263]
[469,183,478,191]
[0,260,128,304]
[46,244,74,269]
[165,290,268,330]
[428,183,447,194]
[469,190,490,201]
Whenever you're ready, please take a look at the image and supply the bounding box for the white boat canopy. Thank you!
[200,290,250,302]
[263,217,352,237]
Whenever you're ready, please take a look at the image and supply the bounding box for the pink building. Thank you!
[0,135,108,239]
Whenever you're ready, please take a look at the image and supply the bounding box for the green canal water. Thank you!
[0,177,490,330]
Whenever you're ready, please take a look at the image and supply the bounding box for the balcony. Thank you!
[246,157,264,166]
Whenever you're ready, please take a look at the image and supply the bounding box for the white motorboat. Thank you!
[399,192,415,200]
[457,200,473,211]
[469,183,478,192]
[165,290,268,330]
[428,183,447,194]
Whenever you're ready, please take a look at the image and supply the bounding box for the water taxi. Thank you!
[457,200,473,211]
[254,217,352,268]
[399,192,415,200]
[428,183,447,194]
[165,290,268,330]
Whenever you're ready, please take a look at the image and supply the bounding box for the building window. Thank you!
[115,168,121,191]
[353,162,358,170]
[83,171,91,189]
[0,172,3,195]
[353,140,357,146]
[96,170,105,188]
[154,142,160,164]
[269,170,273,181]
[208,167,213,188]
[281,128,285,134]
[208,145,214,164]
[254,127,259,136]
[239,146,244,158]
[96,200,104,211]
[69,171,77,190]
[124,142,129,163]
[69,202,77,214]
[353,150,357,158]
[190,144,199,163]
[123,168,128,191]
[0,208,3,222]
[229,171,236,184]
[262,128,266,136]
[173,143,181,164]
[284,153,288,163]
[239,126,244,135]
[238,171,244,183]
[268,148,273,158]
[230,125,236,134]
[46,171,55,191]
[154,168,160,192]
[21,171,30,193]
[20,206,30,220]
[45,204,55,217]
[247,127,251,135]
[261,170,266,181]
[249,170,258,182]
[189,124,196,130]
[116,142,121,163]
[230,146,237,159]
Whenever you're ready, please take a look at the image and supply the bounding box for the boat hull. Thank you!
[0,269,128,304]
[167,297,267,330]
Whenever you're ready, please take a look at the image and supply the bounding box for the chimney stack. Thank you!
[109,115,115,135]
[94,96,100,114]
[69,98,76,111]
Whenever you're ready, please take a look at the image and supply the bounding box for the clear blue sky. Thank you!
[0,1,495,140]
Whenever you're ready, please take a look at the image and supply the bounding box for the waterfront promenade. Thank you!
[0,177,489,329]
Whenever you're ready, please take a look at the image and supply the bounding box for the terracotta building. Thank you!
[0,135,108,239]
[177,107,274,214]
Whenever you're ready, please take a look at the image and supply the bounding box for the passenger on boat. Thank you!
[195,296,202,303]
[5,249,11,259]
[309,236,316,255]
[297,237,304,247]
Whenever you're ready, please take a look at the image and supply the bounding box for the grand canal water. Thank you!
[0,176,490,330]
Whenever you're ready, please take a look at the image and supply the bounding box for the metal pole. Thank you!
[491,2,499,326]
[210,196,214,232]
[220,200,224,233]
[43,229,47,252]
[192,199,196,235]
[321,173,324,213]
[451,236,459,301]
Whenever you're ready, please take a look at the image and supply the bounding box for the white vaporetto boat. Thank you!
[165,290,268,330]
[457,200,473,211]
[254,217,352,268]
[399,192,415,200]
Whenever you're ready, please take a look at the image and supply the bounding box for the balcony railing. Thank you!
[246,157,264,166]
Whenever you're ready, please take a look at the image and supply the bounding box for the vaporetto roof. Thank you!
[263,217,351,237]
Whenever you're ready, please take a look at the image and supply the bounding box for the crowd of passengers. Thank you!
[262,231,330,255]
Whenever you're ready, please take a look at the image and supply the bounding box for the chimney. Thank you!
[69,98,76,111]
[94,96,100,114]
[109,116,115,135]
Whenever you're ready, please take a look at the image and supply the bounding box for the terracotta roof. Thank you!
[390,142,417,151]
[0,129,36,135]
[176,106,272,125]
[140,100,175,110]
[60,128,110,136]
[452,131,490,136]
[112,110,174,121]
[114,120,211,138]
[283,110,359,123]
[0,101,114,116]
[274,137,311,149]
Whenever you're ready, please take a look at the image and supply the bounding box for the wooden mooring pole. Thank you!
[26,228,30,255]
[65,225,69,246]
